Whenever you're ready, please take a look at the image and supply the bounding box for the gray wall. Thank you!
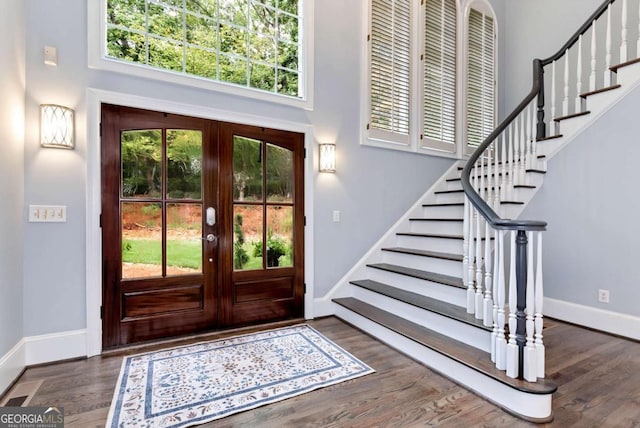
[21,0,456,337]
[502,0,603,113]
[0,0,25,356]
[522,85,640,317]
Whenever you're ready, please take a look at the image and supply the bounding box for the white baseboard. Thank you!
[544,298,640,341]
[0,340,26,395]
[24,329,87,366]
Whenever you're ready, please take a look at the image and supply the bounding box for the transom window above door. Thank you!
[90,0,313,108]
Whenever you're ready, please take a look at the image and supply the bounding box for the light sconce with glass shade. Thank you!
[40,104,74,149]
[318,143,336,173]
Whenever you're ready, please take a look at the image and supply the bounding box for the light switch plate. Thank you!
[29,205,67,222]
[44,46,57,66]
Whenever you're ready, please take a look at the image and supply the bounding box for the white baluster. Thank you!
[637,1,640,59]
[524,104,536,169]
[605,4,612,86]
[494,132,509,209]
[467,170,476,315]
[500,131,508,204]
[513,116,521,187]
[475,161,484,320]
[506,124,514,202]
[621,0,628,63]
[524,231,537,382]
[483,147,493,327]
[530,100,538,171]
[496,230,507,371]
[575,35,583,112]
[590,21,597,91]
[550,60,557,131]
[506,230,519,379]
[463,195,469,288]
[491,226,500,363]
[483,220,493,327]
[519,113,526,185]
[535,232,546,378]
[563,50,570,116]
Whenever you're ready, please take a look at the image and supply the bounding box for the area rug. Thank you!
[105,324,374,427]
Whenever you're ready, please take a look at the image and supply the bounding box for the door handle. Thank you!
[206,207,216,226]
[204,234,216,242]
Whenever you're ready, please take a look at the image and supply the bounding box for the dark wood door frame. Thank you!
[101,104,305,348]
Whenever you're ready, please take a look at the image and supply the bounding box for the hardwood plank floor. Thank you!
[3,317,639,427]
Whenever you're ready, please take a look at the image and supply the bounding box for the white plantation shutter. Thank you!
[423,0,457,151]
[466,8,496,149]
[369,0,412,144]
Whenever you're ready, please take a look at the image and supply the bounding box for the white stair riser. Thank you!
[410,220,463,235]
[615,61,640,86]
[395,235,463,254]
[583,87,621,114]
[351,286,490,351]
[555,114,590,136]
[421,205,464,218]
[364,268,466,307]
[382,251,463,277]
[333,306,554,421]
[435,192,465,204]
[445,180,463,191]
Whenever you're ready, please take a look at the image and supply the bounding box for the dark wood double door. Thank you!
[101,105,304,348]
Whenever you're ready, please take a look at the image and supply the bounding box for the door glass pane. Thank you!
[233,136,263,202]
[122,202,162,279]
[167,129,203,199]
[121,129,162,198]
[234,205,263,270]
[267,205,293,268]
[167,203,203,275]
[266,143,293,203]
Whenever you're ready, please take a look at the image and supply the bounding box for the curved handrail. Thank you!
[462,0,615,232]
[461,59,547,231]
[542,0,615,66]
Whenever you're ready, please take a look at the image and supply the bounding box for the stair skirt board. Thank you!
[364,268,466,307]
[350,285,490,351]
[334,305,554,422]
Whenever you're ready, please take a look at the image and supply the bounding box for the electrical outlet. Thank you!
[598,289,610,303]
[332,210,341,222]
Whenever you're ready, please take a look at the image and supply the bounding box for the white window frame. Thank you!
[463,0,498,155]
[361,0,498,159]
[88,0,314,110]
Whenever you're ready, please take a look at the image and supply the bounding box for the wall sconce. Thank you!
[319,143,336,173]
[40,104,74,149]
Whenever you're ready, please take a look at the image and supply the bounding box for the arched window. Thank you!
[465,2,497,153]
[363,0,497,158]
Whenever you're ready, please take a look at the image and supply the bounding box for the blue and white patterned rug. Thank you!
[105,324,374,427]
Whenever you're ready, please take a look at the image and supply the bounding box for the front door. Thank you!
[101,105,304,348]
[101,105,218,348]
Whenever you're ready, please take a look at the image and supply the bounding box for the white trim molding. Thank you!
[87,0,315,111]
[0,340,26,396]
[544,297,640,341]
[86,88,315,357]
[24,330,87,366]
[0,329,87,395]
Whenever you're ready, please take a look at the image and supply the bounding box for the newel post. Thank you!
[535,59,546,140]
[515,230,528,379]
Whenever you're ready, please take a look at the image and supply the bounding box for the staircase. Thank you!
[324,0,640,422]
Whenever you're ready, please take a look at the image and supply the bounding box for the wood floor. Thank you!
[3,316,639,427]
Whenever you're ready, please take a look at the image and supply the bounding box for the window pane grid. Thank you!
[106,0,302,97]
